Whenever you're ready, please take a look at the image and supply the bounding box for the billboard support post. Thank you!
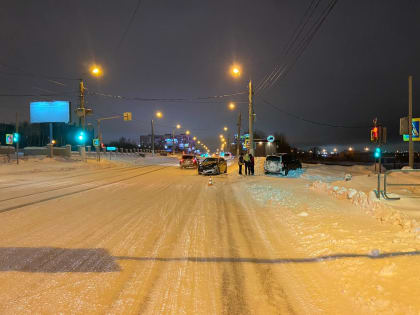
[49,123,53,145]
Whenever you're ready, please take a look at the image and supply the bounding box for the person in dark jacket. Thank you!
[238,154,244,175]
[249,154,255,175]
[244,152,250,175]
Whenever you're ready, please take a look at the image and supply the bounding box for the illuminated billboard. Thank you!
[30,101,70,123]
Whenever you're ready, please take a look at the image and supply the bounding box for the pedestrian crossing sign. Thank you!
[403,118,420,142]
[5,134,13,145]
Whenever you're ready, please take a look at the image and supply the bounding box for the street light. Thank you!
[90,64,103,77]
[186,130,190,135]
[230,65,241,78]
[224,127,228,131]
[228,102,236,110]
[172,124,182,154]
[151,111,163,155]
[229,64,254,155]
[193,136,197,141]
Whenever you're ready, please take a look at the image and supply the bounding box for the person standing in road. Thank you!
[244,152,250,175]
[249,153,255,175]
[238,154,244,175]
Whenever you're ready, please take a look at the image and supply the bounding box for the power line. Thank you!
[114,0,143,55]
[88,90,247,102]
[256,0,338,95]
[256,0,321,93]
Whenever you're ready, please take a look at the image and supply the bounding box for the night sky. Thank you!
[1,0,420,151]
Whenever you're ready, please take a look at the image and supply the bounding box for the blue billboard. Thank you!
[30,101,70,123]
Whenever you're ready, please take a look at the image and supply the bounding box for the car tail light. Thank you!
[193,158,197,163]
[180,159,183,164]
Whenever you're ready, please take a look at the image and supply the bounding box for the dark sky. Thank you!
[1,0,420,151]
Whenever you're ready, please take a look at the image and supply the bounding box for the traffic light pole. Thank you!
[15,112,19,165]
[409,75,414,169]
[79,79,85,130]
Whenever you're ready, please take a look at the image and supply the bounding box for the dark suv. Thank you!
[264,154,302,175]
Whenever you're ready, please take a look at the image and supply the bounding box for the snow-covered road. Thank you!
[1,158,420,314]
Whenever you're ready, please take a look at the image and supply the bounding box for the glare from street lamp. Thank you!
[90,65,103,77]
[198,141,201,144]
[223,127,228,131]
[230,65,241,77]
[193,136,197,141]
[228,102,235,110]
[176,124,181,129]
[219,134,223,138]
[348,147,353,151]
[156,111,162,118]
[186,130,190,135]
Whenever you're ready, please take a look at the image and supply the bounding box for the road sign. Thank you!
[92,138,100,147]
[5,134,13,145]
[123,112,132,121]
[403,118,420,142]
[267,135,275,143]
[244,139,250,148]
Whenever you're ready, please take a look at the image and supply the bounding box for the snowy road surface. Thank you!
[1,158,420,314]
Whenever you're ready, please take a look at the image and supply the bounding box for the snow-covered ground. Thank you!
[1,157,420,313]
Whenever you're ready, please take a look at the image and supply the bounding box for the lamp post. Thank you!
[172,124,181,154]
[230,65,253,155]
[79,64,103,130]
[151,111,163,155]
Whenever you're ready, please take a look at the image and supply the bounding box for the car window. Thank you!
[204,158,217,162]
[182,155,193,159]
[266,156,280,162]
[219,158,225,161]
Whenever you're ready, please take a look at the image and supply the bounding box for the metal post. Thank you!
[237,111,241,157]
[409,75,414,169]
[15,112,19,165]
[248,80,254,155]
[172,129,175,154]
[151,119,155,155]
[79,79,85,130]
[49,122,53,144]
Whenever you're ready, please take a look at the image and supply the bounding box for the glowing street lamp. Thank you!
[156,111,163,118]
[230,65,241,78]
[176,124,181,129]
[193,136,197,141]
[228,102,236,110]
[151,111,163,155]
[90,65,103,77]
[223,127,228,131]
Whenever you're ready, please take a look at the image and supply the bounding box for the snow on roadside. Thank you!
[311,180,420,234]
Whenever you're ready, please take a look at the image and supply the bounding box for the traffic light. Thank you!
[374,147,381,159]
[13,133,19,143]
[76,131,86,143]
[370,127,378,142]
[123,112,132,121]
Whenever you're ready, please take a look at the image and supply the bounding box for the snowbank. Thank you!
[311,180,420,234]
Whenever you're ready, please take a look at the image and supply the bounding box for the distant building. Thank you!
[139,133,196,152]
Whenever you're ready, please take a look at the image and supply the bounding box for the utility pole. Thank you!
[15,112,19,165]
[409,75,414,169]
[151,119,155,155]
[237,112,241,156]
[79,79,85,130]
[172,129,175,154]
[248,79,254,155]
